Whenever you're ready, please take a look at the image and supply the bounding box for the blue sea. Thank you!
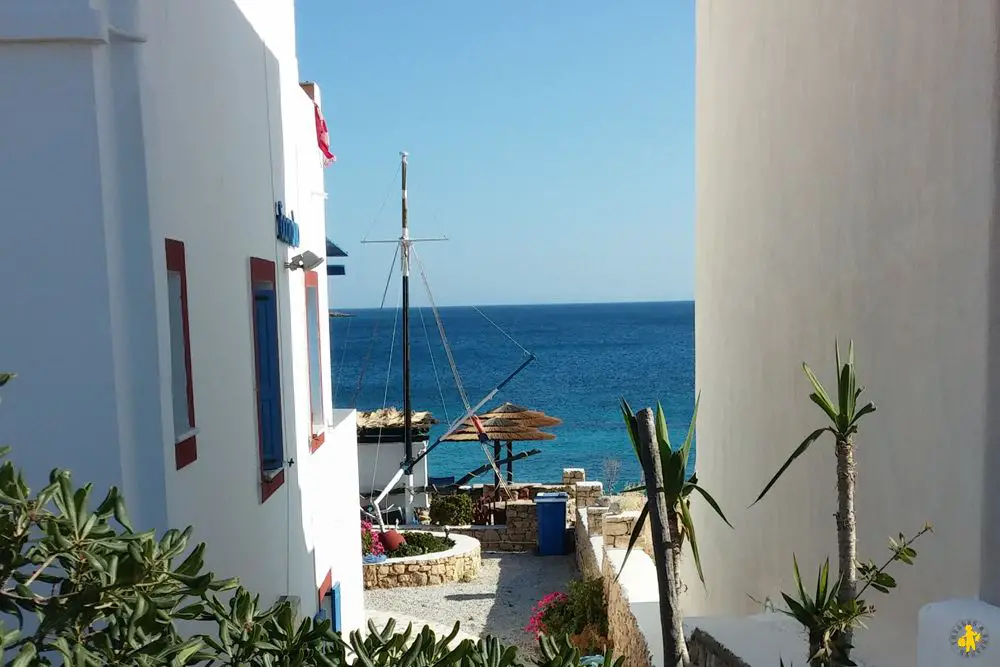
[330,301,695,491]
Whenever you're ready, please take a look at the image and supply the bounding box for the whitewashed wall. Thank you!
[141,0,361,625]
[694,2,999,665]
[0,0,169,533]
[358,441,431,512]
[0,0,362,634]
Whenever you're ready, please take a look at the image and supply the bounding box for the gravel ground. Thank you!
[365,553,578,657]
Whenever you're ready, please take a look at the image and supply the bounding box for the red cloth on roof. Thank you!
[314,103,336,166]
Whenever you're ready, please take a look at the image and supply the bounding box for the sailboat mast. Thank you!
[400,152,413,500]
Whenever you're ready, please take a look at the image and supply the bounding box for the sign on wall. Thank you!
[275,202,300,247]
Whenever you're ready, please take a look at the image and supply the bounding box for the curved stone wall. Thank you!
[363,532,481,589]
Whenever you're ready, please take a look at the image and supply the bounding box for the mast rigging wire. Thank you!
[417,304,451,425]
[350,243,399,408]
[368,281,402,502]
[412,246,514,499]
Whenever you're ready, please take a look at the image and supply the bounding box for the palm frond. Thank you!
[750,427,830,507]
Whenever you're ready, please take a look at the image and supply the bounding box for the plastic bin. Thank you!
[535,492,569,556]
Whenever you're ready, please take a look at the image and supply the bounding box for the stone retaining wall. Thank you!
[576,505,656,667]
[603,510,645,550]
[602,552,654,667]
[575,510,601,579]
[688,629,753,667]
[447,499,540,552]
[574,481,603,510]
[363,533,481,589]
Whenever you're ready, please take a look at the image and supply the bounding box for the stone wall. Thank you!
[448,499,540,552]
[574,481,603,510]
[586,506,609,538]
[688,629,753,667]
[603,510,645,550]
[363,534,481,589]
[575,510,601,579]
[576,505,656,667]
[602,552,654,667]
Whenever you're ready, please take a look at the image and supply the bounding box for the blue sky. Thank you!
[295,1,693,308]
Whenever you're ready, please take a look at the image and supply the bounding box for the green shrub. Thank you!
[530,579,610,654]
[429,493,473,526]
[389,532,454,558]
[0,373,625,666]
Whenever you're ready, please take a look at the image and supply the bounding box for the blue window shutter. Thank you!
[253,289,284,471]
[331,583,342,632]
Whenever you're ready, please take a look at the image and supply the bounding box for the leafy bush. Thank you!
[526,592,568,638]
[0,373,621,666]
[526,579,610,655]
[388,531,454,558]
[429,493,474,526]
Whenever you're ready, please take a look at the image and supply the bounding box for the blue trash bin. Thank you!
[535,492,569,556]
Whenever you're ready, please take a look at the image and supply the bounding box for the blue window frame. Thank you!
[313,581,341,633]
[327,582,342,632]
[250,258,285,502]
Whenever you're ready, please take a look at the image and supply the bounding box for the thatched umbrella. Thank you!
[479,402,563,427]
[476,404,562,482]
[443,415,557,487]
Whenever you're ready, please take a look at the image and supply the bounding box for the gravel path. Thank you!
[365,553,578,657]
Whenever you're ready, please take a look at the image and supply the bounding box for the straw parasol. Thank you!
[443,410,559,487]
[476,404,562,482]
[478,402,563,428]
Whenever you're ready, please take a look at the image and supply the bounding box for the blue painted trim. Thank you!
[326,264,346,276]
[330,582,342,632]
[275,201,300,248]
[326,238,348,258]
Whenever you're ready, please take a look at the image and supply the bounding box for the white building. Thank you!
[0,0,363,633]
[694,1,1000,665]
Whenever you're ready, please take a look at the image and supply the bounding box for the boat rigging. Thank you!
[357,152,536,528]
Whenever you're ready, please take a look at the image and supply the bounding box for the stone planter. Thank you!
[363,532,481,589]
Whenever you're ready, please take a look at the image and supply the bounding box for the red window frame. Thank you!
[305,270,326,452]
[318,569,333,606]
[165,239,198,470]
[251,257,285,502]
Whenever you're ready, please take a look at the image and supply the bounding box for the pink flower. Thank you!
[361,520,385,556]
[524,591,568,638]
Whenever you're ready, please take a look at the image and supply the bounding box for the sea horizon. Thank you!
[333,298,695,312]
[331,301,695,490]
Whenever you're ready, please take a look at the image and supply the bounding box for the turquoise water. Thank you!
[331,301,695,490]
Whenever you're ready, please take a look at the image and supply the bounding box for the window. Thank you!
[250,258,285,502]
[305,270,325,451]
[165,239,197,469]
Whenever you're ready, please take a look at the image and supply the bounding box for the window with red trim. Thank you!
[305,270,325,452]
[250,257,286,503]
[165,239,198,470]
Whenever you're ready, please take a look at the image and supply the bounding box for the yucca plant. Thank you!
[619,395,732,592]
[777,525,931,667]
[751,341,875,654]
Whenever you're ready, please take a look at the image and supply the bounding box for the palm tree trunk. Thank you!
[835,434,858,650]
[666,505,684,597]
[807,630,825,667]
[636,408,689,666]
